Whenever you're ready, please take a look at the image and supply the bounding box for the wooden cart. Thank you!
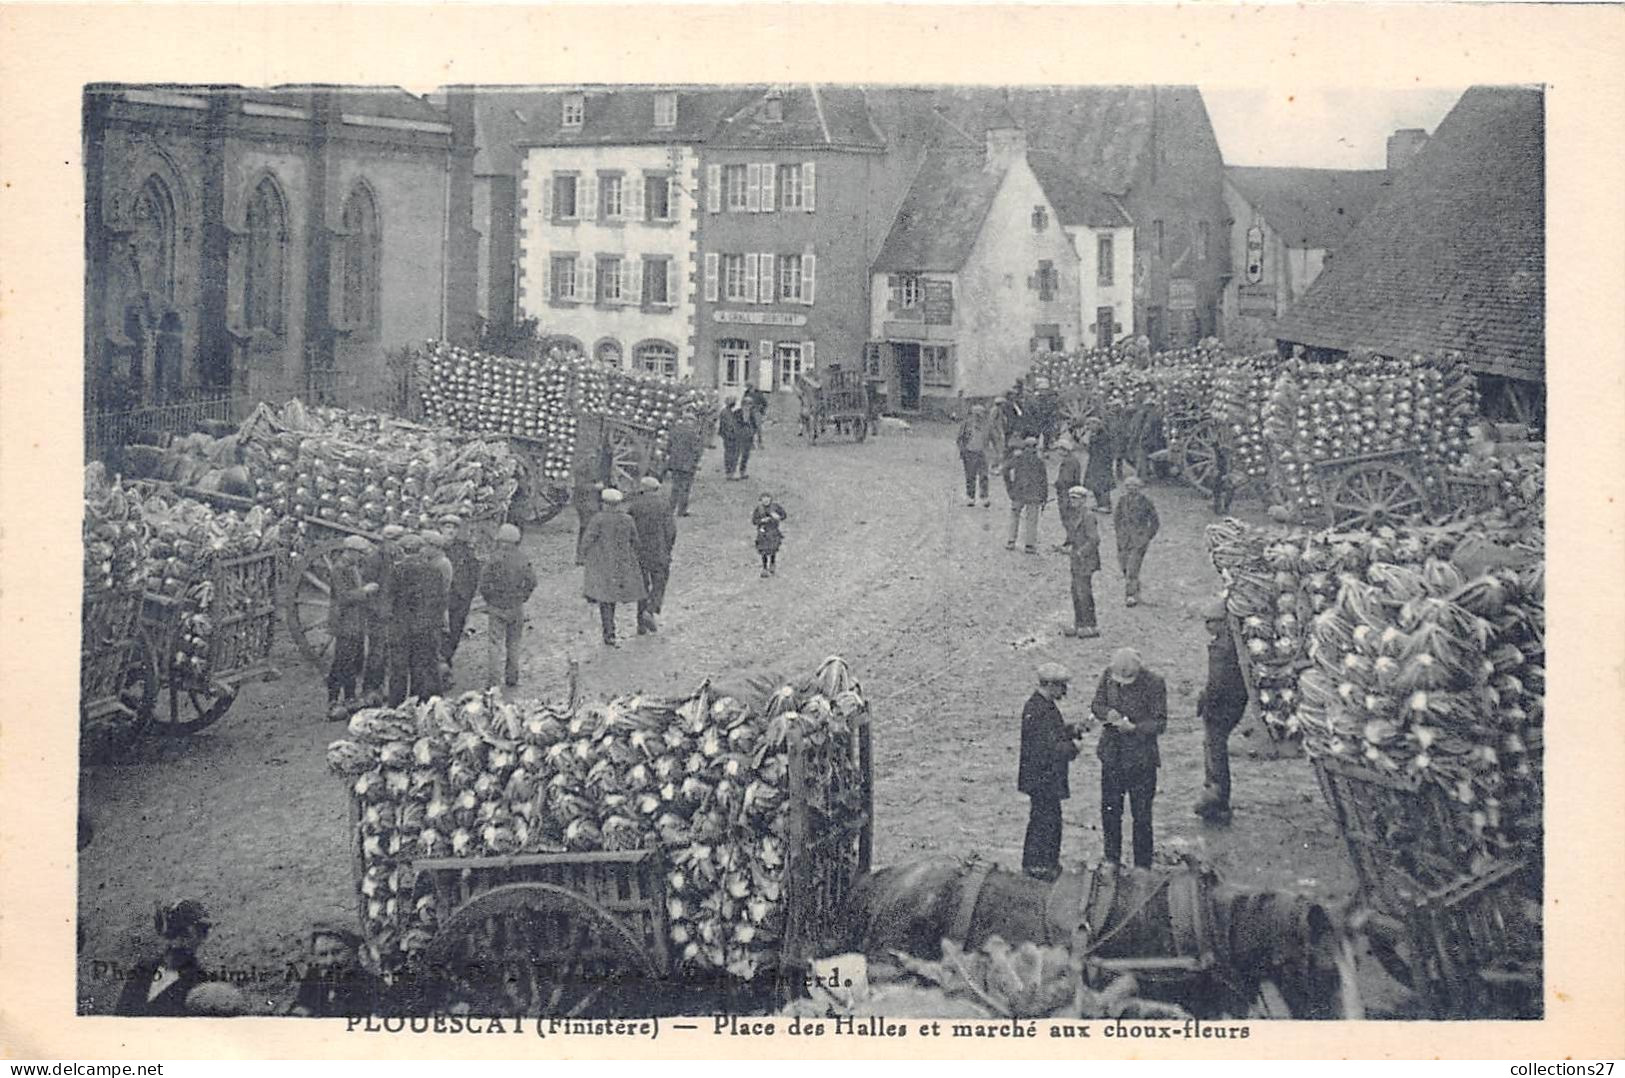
[133,545,282,734]
[81,587,157,735]
[1307,448,1435,530]
[1311,754,1542,1018]
[353,714,875,1017]
[808,371,870,444]
[501,415,666,526]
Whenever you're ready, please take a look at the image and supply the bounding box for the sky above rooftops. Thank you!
[1202,86,1466,168]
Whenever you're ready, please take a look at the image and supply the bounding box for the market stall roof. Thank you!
[872,150,1008,272]
[1273,86,1544,383]
[1224,166,1389,250]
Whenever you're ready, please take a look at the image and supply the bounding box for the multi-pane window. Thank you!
[244,177,285,333]
[1032,205,1048,232]
[723,165,749,211]
[777,163,806,210]
[599,174,623,219]
[596,340,622,367]
[550,255,578,301]
[637,342,678,379]
[644,173,672,221]
[596,257,624,303]
[553,174,578,219]
[775,341,803,387]
[1198,220,1211,262]
[890,273,922,309]
[643,257,671,305]
[921,345,954,387]
[1097,235,1115,286]
[1036,260,1058,302]
[778,254,803,303]
[562,93,584,128]
[722,254,748,301]
[654,92,677,128]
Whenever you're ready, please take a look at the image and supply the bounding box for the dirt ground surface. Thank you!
[78,417,1406,1015]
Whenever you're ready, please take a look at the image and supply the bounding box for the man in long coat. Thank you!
[581,487,646,647]
[1113,475,1161,607]
[719,402,748,480]
[1090,648,1168,868]
[1061,487,1101,638]
[626,475,676,635]
[663,420,703,517]
[441,517,482,666]
[1017,662,1081,880]
[1082,418,1115,511]
[1053,438,1083,545]
[361,523,403,706]
[392,534,447,700]
[1195,598,1248,822]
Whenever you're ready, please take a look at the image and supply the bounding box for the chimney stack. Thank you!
[985,107,1025,169]
[1387,128,1428,172]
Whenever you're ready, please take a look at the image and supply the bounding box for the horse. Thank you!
[847,856,1363,1020]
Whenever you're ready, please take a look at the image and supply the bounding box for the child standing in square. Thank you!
[752,493,788,577]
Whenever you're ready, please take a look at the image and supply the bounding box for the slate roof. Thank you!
[268,85,448,124]
[712,86,886,150]
[925,86,1163,195]
[508,86,759,148]
[873,151,1009,272]
[1225,166,1388,250]
[1273,87,1544,382]
[1028,151,1133,228]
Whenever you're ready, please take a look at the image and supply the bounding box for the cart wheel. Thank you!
[1328,462,1428,529]
[603,421,651,490]
[119,632,160,738]
[150,677,237,735]
[530,482,572,527]
[1177,418,1221,496]
[420,883,660,1018]
[284,538,351,670]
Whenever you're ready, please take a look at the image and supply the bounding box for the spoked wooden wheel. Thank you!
[1177,418,1222,495]
[420,883,660,1018]
[1060,393,1098,435]
[1328,463,1428,529]
[602,422,652,490]
[153,675,237,735]
[529,482,572,526]
[119,633,160,738]
[283,538,352,670]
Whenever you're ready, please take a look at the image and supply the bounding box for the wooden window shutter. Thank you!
[539,256,551,302]
[704,252,719,302]
[803,340,815,374]
[581,174,598,221]
[744,253,759,303]
[803,162,816,212]
[803,251,816,305]
[706,164,721,214]
[541,177,554,220]
[577,257,593,301]
[627,258,644,305]
[629,173,645,221]
[761,163,777,213]
[746,164,762,213]
[758,339,774,390]
[759,253,774,303]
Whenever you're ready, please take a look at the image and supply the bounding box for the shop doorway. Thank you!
[893,342,921,411]
[717,338,752,403]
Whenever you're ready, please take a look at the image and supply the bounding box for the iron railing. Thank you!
[84,390,250,460]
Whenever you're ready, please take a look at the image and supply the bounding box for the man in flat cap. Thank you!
[1062,487,1101,639]
[1003,435,1049,554]
[392,533,446,700]
[1017,662,1084,880]
[441,516,482,670]
[581,487,646,647]
[955,403,994,508]
[360,524,404,706]
[478,523,536,688]
[1089,648,1167,867]
[1195,597,1248,823]
[1113,474,1161,608]
[325,535,376,720]
[626,474,676,635]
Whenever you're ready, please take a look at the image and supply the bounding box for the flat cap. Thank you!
[380,524,406,540]
[1202,597,1228,622]
[640,475,661,491]
[495,523,522,544]
[420,530,447,547]
[1037,662,1070,684]
[1068,486,1090,498]
[600,487,625,504]
[1108,648,1143,684]
[1023,436,1040,447]
[398,533,425,551]
[341,535,371,552]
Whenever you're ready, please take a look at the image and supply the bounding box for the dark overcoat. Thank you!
[582,507,647,604]
[1017,690,1078,799]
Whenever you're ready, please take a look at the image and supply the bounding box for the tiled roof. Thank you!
[1225,166,1389,250]
[925,86,1162,195]
[1028,151,1133,228]
[873,151,1009,272]
[1273,87,1544,382]
[509,86,759,148]
[712,86,886,150]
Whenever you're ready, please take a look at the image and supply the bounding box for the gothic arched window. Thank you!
[341,184,380,329]
[132,176,176,303]
[244,177,287,333]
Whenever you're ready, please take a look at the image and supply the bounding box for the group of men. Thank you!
[325,517,537,715]
[1015,600,1252,880]
[578,475,678,647]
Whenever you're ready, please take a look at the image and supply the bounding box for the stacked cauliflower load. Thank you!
[1211,352,1285,484]
[418,341,718,486]
[327,658,868,983]
[1262,353,1479,518]
[239,399,518,536]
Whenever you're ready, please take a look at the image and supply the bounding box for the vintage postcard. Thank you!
[1,2,1622,1064]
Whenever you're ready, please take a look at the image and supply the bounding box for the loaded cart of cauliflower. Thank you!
[416,342,718,525]
[326,657,873,1017]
